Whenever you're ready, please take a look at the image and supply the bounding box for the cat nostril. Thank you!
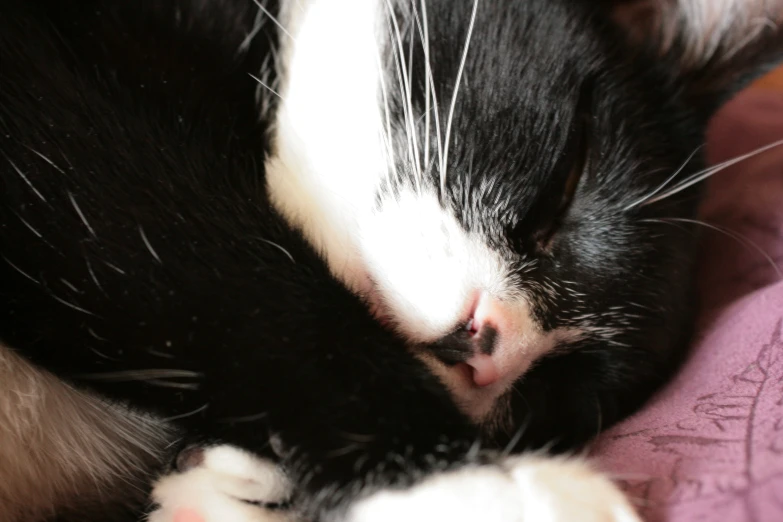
[465,317,477,335]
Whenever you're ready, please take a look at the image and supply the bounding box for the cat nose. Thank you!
[430,292,504,387]
[464,292,503,386]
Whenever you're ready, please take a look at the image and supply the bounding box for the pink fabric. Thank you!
[593,88,783,522]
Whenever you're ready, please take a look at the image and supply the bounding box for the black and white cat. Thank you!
[1,0,782,521]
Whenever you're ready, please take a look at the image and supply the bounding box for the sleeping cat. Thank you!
[1,0,782,521]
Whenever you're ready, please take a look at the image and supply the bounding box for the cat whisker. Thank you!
[104,260,126,275]
[255,237,296,263]
[465,435,483,461]
[218,412,268,424]
[138,225,162,264]
[385,0,424,192]
[87,327,109,342]
[5,154,48,203]
[642,217,782,279]
[248,72,286,103]
[161,403,209,423]
[50,293,98,316]
[501,415,530,458]
[84,256,106,293]
[374,18,396,184]
[416,0,444,188]
[441,0,479,196]
[25,145,66,174]
[3,255,40,285]
[74,369,203,382]
[623,145,703,211]
[252,0,295,42]
[68,191,97,238]
[146,379,200,391]
[643,137,783,206]
[414,0,433,179]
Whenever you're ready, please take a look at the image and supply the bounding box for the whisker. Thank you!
[441,0,479,196]
[75,369,203,382]
[50,293,98,316]
[416,0,432,178]
[14,211,42,238]
[384,0,423,191]
[146,379,200,391]
[25,146,66,174]
[248,72,286,103]
[501,416,530,457]
[60,278,81,294]
[644,137,783,206]
[3,256,40,285]
[104,261,126,275]
[138,225,162,264]
[218,412,268,424]
[643,217,782,279]
[161,403,209,423]
[68,191,97,238]
[84,257,105,292]
[623,145,703,211]
[89,347,117,361]
[252,0,295,41]
[6,155,47,203]
[418,0,444,186]
[373,21,396,182]
[87,327,108,342]
[256,237,296,263]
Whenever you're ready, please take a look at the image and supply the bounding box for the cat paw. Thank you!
[347,456,640,522]
[147,445,295,522]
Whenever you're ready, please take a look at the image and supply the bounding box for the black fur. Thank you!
[1,0,781,520]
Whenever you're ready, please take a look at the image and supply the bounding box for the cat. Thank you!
[1,0,782,520]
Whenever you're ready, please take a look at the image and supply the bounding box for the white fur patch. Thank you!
[359,188,509,342]
[266,0,388,296]
[347,456,641,522]
[149,446,294,522]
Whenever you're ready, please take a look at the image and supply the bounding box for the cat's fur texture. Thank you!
[1,0,782,521]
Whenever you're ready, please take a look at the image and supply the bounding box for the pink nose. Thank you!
[463,292,505,387]
[471,292,506,335]
[465,352,500,387]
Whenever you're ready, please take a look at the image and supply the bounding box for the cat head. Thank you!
[266,0,783,443]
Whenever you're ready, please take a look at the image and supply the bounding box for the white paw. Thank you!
[148,445,295,522]
[347,456,641,522]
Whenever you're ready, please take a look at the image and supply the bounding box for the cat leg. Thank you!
[148,446,296,522]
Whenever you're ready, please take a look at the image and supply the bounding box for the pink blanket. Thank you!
[593,88,783,522]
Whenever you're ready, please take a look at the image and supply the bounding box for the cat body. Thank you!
[1,0,782,520]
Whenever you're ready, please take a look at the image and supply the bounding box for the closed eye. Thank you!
[534,86,592,252]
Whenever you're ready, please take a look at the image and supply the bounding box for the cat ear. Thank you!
[612,0,783,111]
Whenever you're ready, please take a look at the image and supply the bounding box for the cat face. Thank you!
[267,0,783,434]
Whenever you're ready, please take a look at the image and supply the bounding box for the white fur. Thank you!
[359,188,509,342]
[150,445,640,522]
[148,446,294,522]
[348,456,641,522]
[266,0,388,296]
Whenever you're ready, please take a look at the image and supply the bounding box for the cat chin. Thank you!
[149,445,640,522]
